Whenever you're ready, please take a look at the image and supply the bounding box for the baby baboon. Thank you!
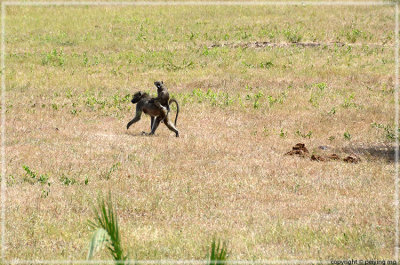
[151,81,170,118]
[126,91,179,137]
[150,81,180,125]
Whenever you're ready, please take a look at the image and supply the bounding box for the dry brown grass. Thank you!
[3,3,396,261]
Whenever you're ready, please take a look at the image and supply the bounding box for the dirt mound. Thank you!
[310,153,341,162]
[285,143,309,157]
[285,143,361,163]
[343,155,361,164]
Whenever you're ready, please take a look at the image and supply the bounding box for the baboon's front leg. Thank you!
[149,116,163,135]
[127,110,142,129]
[142,116,155,135]
[150,116,155,131]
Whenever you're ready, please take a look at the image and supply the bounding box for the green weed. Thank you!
[22,165,51,198]
[104,162,121,180]
[60,175,76,186]
[309,82,327,107]
[22,165,49,184]
[295,130,313,139]
[344,131,351,140]
[345,28,362,43]
[260,61,274,69]
[342,93,358,109]
[253,92,264,109]
[280,129,287,138]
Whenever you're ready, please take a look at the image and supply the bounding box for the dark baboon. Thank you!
[126,91,179,137]
[151,81,179,125]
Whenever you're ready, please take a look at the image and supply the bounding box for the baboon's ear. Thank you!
[161,81,164,84]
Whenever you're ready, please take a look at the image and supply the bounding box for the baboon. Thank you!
[150,81,179,125]
[151,81,170,118]
[126,91,179,137]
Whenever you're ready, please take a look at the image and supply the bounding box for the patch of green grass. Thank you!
[41,49,65,66]
[283,28,302,43]
[60,174,76,186]
[371,122,399,140]
[22,165,49,185]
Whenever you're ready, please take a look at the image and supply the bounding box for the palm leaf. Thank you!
[87,228,110,259]
[87,192,128,264]
[208,238,228,265]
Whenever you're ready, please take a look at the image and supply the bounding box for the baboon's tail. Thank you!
[169,99,179,126]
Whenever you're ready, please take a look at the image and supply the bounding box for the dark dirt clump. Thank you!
[285,143,361,163]
[343,155,361,164]
[285,143,309,157]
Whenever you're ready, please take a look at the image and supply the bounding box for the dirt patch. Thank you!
[342,144,395,162]
[208,41,389,50]
[285,143,361,163]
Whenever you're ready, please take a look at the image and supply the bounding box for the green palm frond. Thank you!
[208,237,228,265]
[87,228,110,260]
[87,192,129,264]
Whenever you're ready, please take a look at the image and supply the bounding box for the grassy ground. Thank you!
[3,4,397,261]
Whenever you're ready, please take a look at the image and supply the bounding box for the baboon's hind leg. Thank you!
[164,116,179,137]
[155,101,168,117]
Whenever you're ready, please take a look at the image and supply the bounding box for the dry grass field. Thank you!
[2,3,397,261]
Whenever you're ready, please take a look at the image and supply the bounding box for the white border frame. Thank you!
[1,1,398,264]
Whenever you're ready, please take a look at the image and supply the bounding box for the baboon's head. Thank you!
[154,81,165,93]
[131,91,145,104]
